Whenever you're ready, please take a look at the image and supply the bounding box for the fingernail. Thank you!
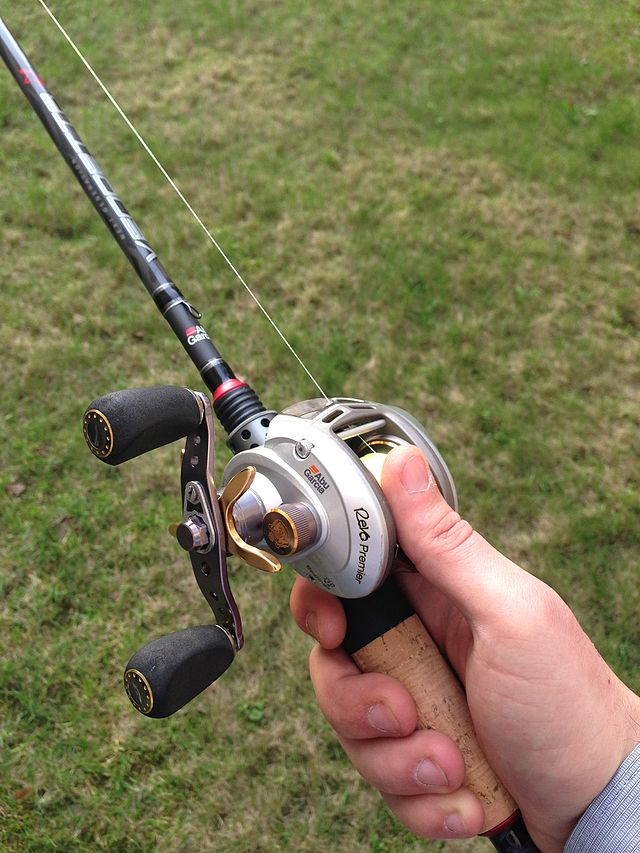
[444,813,467,835]
[368,703,400,733]
[400,453,431,494]
[305,612,318,640]
[415,759,448,788]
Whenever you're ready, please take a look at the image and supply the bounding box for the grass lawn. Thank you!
[1,1,638,850]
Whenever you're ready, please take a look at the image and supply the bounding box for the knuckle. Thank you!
[420,508,475,555]
[324,698,367,739]
[528,580,575,630]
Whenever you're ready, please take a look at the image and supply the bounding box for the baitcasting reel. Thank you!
[83,387,457,718]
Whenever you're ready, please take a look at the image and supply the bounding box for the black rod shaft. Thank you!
[0,16,237,396]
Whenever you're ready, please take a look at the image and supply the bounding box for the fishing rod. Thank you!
[0,13,537,853]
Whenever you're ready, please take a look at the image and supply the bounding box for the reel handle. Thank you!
[342,579,536,851]
[83,386,203,465]
[124,624,235,718]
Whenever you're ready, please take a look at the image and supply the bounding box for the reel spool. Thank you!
[222,396,457,598]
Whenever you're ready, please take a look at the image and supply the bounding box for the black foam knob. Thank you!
[83,386,202,465]
[124,624,235,718]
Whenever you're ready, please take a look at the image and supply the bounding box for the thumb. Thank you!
[380,445,526,623]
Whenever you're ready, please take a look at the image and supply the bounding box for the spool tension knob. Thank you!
[263,502,318,556]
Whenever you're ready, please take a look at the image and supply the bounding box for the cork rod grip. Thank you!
[351,612,516,834]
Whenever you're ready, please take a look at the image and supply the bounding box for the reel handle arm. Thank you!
[342,578,537,852]
[124,624,235,718]
[83,386,203,465]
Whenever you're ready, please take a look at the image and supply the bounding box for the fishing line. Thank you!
[36,0,329,401]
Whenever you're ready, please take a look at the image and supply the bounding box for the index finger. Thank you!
[290,575,346,649]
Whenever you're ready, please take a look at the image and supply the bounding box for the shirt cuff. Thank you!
[564,743,640,853]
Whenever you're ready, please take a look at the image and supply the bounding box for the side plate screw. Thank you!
[294,439,314,459]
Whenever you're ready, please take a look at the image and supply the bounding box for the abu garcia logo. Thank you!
[354,507,370,585]
[304,465,331,495]
[185,325,210,346]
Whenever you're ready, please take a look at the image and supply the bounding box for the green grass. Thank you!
[1,1,639,850]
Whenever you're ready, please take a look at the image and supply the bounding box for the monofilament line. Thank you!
[37,0,329,401]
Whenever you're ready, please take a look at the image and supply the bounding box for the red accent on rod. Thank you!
[212,378,247,403]
[482,809,520,838]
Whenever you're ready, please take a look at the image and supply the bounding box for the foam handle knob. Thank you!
[124,624,235,718]
[83,386,202,465]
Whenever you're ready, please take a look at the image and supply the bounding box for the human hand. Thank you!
[290,446,640,852]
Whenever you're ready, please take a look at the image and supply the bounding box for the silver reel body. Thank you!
[223,397,457,598]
